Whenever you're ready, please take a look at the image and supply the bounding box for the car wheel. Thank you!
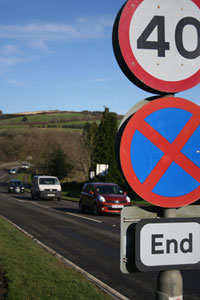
[79,200,85,213]
[31,192,37,200]
[92,203,99,216]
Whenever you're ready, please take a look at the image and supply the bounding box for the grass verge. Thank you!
[0,217,112,300]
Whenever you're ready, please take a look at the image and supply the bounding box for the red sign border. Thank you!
[118,0,200,93]
[120,97,200,207]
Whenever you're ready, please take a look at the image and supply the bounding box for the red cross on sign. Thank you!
[119,97,200,207]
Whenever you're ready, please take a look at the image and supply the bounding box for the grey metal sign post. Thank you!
[156,209,183,300]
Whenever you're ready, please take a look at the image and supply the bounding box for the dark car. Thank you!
[8,180,24,193]
[79,182,131,215]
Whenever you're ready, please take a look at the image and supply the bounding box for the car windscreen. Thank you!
[39,178,59,185]
[12,181,23,186]
[97,185,123,195]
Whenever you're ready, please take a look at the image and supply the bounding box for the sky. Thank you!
[0,0,199,115]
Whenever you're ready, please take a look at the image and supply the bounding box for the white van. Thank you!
[31,175,62,200]
[21,162,30,169]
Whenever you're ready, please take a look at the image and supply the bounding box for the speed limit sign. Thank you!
[113,0,200,93]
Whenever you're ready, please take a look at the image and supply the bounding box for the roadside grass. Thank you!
[61,181,83,202]
[0,217,112,300]
[131,199,153,206]
[15,172,25,182]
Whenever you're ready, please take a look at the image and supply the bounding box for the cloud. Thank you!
[76,15,113,39]
[0,52,36,68]
[0,44,21,55]
[0,15,114,71]
[92,78,109,83]
[0,23,76,40]
[0,15,114,49]
[6,79,24,86]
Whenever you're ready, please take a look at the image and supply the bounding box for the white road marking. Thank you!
[0,193,7,197]
[30,201,49,209]
[15,199,25,203]
[1,194,104,224]
[66,212,102,223]
[0,174,7,179]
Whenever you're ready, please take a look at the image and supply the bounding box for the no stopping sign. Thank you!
[119,97,200,207]
[113,0,200,93]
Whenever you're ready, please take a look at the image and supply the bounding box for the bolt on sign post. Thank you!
[113,0,200,299]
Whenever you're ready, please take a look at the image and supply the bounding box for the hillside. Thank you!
[0,110,123,131]
[0,109,124,183]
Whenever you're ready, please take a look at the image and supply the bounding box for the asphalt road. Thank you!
[0,169,200,300]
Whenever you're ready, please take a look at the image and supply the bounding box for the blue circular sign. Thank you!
[120,97,200,207]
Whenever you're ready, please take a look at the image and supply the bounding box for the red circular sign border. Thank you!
[120,97,200,207]
[118,0,200,93]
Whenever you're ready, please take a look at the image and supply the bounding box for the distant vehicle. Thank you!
[8,180,24,193]
[31,175,62,200]
[21,162,30,169]
[8,168,17,175]
[79,182,131,215]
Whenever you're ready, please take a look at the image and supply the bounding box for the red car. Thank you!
[79,182,131,215]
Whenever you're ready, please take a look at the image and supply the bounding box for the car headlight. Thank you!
[98,195,106,202]
[126,196,131,203]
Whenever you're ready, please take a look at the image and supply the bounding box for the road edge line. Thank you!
[0,215,129,300]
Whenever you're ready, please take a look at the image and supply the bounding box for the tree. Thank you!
[94,107,122,182]
[42,143,72,180]
[22,116,28,122]
[80,122,98,180]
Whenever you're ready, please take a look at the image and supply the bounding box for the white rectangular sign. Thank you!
[135,218,200,272]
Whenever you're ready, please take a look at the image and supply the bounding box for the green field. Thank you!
[0,110,123,132]
[0,111,103,130]
[0,217,112,300]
